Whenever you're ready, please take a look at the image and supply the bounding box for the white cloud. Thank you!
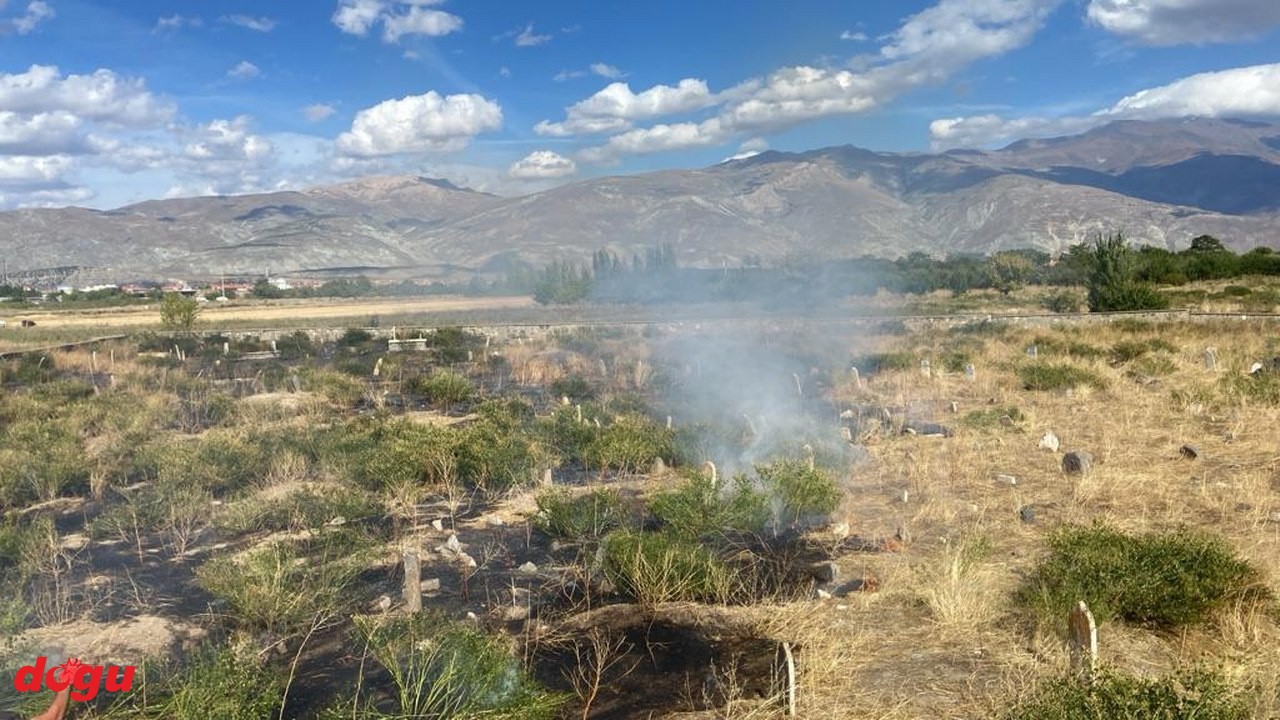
[154,14,201,32]
[0,65,174,126]
[332,0,460,43]
[514,22,551,46]
[183,116,274,163]
[1086,0,1280,45]
[336,91,502,156]
[536,79,716,136]
[303,103,337,122]
[929,62,1280,148]
[0,154,72,185]
[561,0,1061,162]
[508,150,577,179]
[227,61,261,81]
[0,111,82,155]
[590,63,626,79]
[553,70,587,82]
[7,0,53,34]
[721,137,769,163]
[221,14,276,32]
[840,30,867,41]
[499,66,511,78]
[332,0,383,35]
[382,4,462,42]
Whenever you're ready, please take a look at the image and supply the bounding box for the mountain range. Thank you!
[2,118,1278,284]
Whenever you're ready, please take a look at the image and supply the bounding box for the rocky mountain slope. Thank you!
[1,118,1277,283]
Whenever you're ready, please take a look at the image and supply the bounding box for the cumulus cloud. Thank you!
[536,79,716,136]
[221,14,276,32]
[183,116,274,163]
[0,154,73,185]
[303,103,337,122]
[6,0,53,34]
[929,62,1280,148]
[0,111,82,155]
[332,0,461,43]
[336,91,502,156]
[560,0,1061,162]
[508,150,577,179]
[0,65,174,126]
[227,61,261,81]
[1086,0,1280,45]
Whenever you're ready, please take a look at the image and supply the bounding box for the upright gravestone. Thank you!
[1204,348,1218,371]
[920,359,931,377]
[402,550,422,613]
[964,363,976,381]
[1068,600,1098,683]
[850,367,862,389]
[1026,345,1038,359]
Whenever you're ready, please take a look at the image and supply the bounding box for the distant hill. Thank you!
[1,118,1277,283]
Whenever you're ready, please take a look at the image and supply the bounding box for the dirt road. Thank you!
[4,296,536,330]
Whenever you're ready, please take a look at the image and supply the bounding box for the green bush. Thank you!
[549,374,594,401]
[1042,290,1084,314]
[850,351,916,375]
[754,458,841,524]
[583,414,675,473]
[1220,371,1280,405]
[350,613,562,720]
[534,487,627,540]
[99,644,283,720]
[216,486,380,535]
[408,370,475,409]
[300,367,366,405]
[196,532,368,635]
[960,406,1024,429]
[602,530,735,605]
[454,417,546,494]
[999,667,1247,720]
[1017,524,1270,630]
[649,472,769,539]
[1019,363,1108,392]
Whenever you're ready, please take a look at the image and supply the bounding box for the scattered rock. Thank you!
[1179,444,1201,460]
[421,578,441,593]
[1019,506,1036,524]
[430,518,444,532]
[1269,511,1280,524]
[487,516,505,527]
[458,553,477,568]
[999,414,1014,427]
[810,561,840,584]
[441,534,462,554]
[325,516,346,527]
[375,595,393,613]
[540,468,554,486]
[830,522,850,540]
[1062,451,1093,475]
[1038,432,1060,452]
[518,561,539,574]
[816,589,833,600]
[902,420,954,437]
[995,474,1018,486]
[650,457,667,474]
[948,401,960,414]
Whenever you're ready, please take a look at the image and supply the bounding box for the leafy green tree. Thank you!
[986,251,1034,295]
[1085,233,1169,312]
[159,293,201,332]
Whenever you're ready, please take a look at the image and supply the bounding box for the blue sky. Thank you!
[1,0,1279,209]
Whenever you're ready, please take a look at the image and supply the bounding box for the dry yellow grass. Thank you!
[749,319,1280,719]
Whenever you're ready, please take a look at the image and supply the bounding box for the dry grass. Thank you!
[763,318,1280,719]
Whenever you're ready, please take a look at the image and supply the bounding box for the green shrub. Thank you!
[1031,335,1105,359]
[338,327,375,347]
[350,613,562,720]
[1017,524,1270,630]
[939,350,972,373]
[1221,285,1252,298]
[602,530,735,605]
[301,367,367,405]
[454,418,545,494]
[1220,371,1280,405]
[196,532,368,635]
[216,487,380,535]
[408,370,475,409]
[1019,363,1108,392]
[850,351,916,375]
[534,487,627,540]
[999,667,1247,720]
[583,414,675,473]
[649,472,769,539]
[754,458,840,524]
[960,406,1024,429]
[549,374,594,401]
[1042,290,1084,314]
[98,644,283,720]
